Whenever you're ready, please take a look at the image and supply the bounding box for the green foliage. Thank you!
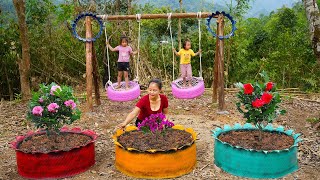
[306,117,320,124]
[228,2,320,91]
[27,83,81,134]
[235,72,286,131]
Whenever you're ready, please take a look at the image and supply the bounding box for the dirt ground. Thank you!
[0,92,319,180]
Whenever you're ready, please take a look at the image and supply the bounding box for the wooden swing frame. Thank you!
[85,12,225,111]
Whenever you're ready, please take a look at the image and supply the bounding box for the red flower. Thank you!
[252,99,265,108]
[261,92,273,104]
[243,83,254,95]
[265,82,273,91]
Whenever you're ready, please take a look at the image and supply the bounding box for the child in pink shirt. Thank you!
[107,36,137,89]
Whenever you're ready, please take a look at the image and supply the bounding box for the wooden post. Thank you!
[85,17,93,111]
[218,15,225,111]
[92,43,101,106]
[212,17,220,103]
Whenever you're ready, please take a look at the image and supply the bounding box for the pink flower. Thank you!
[32,106,44,116]
[50,85,61,95]
[64,100,76,109]
[47,103,60,113]
[39,98,44,103]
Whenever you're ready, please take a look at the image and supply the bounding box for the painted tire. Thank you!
[212,123,302,179]
[113,125,197,178]
[171,77,205,99]
[71,12,104,42]
[106,81,140,102]
[206,11,237,40]
[10,127,98,179]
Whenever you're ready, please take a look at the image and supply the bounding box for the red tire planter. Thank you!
[10,127,98,179]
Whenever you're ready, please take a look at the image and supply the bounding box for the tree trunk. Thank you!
[12,0,31,101]
[128,0,132,37]
[4,62,14,101]
[178,0,182,50]
[304,0,320,62]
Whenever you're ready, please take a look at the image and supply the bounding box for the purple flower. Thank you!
[32,106,43,116]
[39,98,44,103]
[47,103,59,113]
[64,100,76,109]
[138,113,174,133]
[50,85,61,95]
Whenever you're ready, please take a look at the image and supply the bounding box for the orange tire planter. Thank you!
[113,125,197,179]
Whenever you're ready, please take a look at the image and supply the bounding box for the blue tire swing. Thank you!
[71,12,104,42]
[206,11,237,40]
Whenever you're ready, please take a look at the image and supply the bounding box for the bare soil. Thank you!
[218,130,294,150]
[18,132,92,153]
[117,129,194,151]
[1,92,319,180]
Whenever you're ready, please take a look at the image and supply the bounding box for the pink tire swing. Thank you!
[169,12,205,99]
[106,81,140,102]
[171,77,205,99]
[104,15,142,102]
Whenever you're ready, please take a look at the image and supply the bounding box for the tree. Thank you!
[303,0,320,63]
[12,0,31,100]
[178,0,182,49]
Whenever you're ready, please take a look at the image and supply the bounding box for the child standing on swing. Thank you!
[173,39,202,87]
[107,36,138,90]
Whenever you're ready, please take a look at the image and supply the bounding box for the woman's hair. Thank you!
[148,78,162,90]
[120,36,129,44]
[183,39,191,49]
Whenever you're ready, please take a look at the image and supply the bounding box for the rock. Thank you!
[99,172,108,176]
[90,170,97,174]
[305,123,311,128]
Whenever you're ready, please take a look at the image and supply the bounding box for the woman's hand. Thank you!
[116,122,127,130]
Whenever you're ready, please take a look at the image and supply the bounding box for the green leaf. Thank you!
[141,126,150,134]
[280,110,286,115]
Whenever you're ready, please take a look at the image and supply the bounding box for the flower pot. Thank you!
[113,125,197,179]
[212,123,302,179]
[10,127,98,179]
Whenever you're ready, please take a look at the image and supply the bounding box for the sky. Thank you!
[214,0,301,17]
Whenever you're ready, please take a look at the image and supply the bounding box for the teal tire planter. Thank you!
[212,123,302,179]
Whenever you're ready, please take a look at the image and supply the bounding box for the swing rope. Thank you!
[134,14,141,82]
[160,41,168,84]
[104,16,115,90]
[167,13,175,81]
[197,12,203,80]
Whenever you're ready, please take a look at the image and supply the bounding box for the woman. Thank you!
[117,78,168,129]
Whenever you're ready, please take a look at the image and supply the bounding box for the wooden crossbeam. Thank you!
[97,12,217,21]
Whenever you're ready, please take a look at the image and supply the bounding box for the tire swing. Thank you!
[104,14,141,102]
[71,12,104,42]
[206,11,236,40]
[170,12,205,99]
